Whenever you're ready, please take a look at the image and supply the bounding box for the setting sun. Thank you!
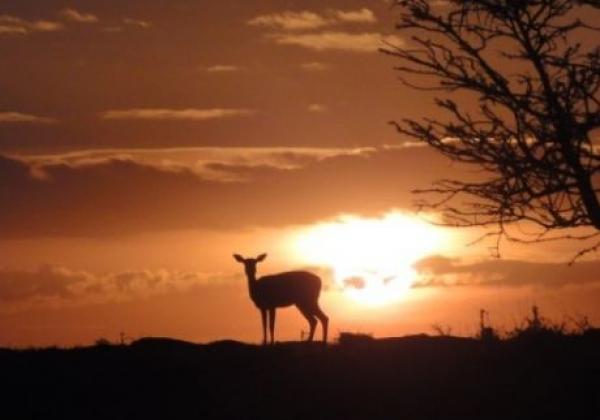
[293,212,449,306]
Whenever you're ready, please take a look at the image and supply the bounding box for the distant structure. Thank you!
[479,309,496,342]
[234,253,329,344]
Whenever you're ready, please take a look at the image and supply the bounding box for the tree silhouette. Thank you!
[383,0,600,258]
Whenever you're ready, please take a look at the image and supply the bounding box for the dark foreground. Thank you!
[2,333,599,420]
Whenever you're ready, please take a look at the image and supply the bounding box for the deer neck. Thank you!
[246,272,258,300]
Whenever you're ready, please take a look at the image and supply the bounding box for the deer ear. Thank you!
[233,254,245,263]
[256,253,267,262]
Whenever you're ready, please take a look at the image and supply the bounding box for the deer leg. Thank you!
[313,305,329,344]
[260,308,267,345]
[297,305,317,342]
[268,308,276,345]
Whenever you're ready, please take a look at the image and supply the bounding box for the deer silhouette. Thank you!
[234,253,328,345]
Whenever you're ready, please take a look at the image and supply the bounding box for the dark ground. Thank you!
[2,333,599,419]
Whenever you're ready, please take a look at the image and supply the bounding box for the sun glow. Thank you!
[293,212,449,306]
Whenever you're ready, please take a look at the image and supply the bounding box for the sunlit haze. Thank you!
[294,212,450,305]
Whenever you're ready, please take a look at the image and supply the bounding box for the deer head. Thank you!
[233,253,267,280]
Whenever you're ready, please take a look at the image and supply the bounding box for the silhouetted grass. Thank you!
[478,306,600,344]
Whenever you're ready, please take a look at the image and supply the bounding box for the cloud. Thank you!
[0,15,63,35]
[247,9,376,30]
[307,104,327,113]
[344,276,366,289]
[269,31,403,52]
[248,11,330,31]
[0,112,57,124]
[412,255,600,289]
[100,108,255,121]
[0,25,27,35]
[29,21,63,32]
[0,265,90,302]
[0,145,451,237]
[60,8,98,23]
[123,18,152,28]
[204,65,241,73]
[332,8,377,23]
[19,146,381,185]
[0,264,234,309]
[301,61,332,71]
[249,9,394,53]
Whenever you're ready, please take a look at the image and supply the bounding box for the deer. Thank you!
[233,253,329,345]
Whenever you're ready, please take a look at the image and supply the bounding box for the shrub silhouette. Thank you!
[337,332,374,346]
[94,337,112,347]
[507,305,572,345]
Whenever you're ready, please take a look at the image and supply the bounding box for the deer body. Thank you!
[250,271,320,308]
[235,254,328,345]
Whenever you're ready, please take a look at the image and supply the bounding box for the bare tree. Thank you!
[383,0,600,259]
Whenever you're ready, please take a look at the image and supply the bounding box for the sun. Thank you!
[293,212,449,306]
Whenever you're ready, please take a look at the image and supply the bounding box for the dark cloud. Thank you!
[0,264,89,302]
[412,255,600,289]
[112,270,164,292]
[0,146,453,237]
[343,276,366,289]
[0,264,237,307]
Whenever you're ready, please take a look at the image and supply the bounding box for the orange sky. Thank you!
[1,0,600,347]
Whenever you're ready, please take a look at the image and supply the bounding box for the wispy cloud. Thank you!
[0,112,57,124]
[249,8,392,53]
[332,8,376,23]
[0,24,27,35]
[204,64,241,73]
[344,277,366,289]
[100,108,255,121]
[0,15,63,35]
[123,18,152,28]
[270,32,403,53]
[29,21,62,31]
[412,255,600,289]
[301,61,332,71]
[60,8,98,23]
[248,11,330,31]
[307,104,328,113]
[248,8,377,31]
[17,146,372,180]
